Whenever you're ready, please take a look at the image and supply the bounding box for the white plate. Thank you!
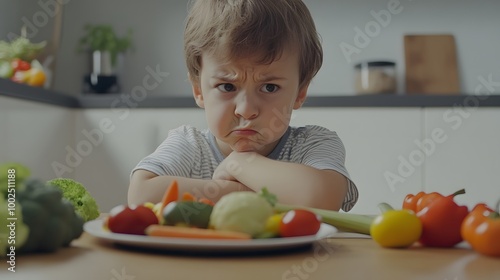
[84,219,337,253]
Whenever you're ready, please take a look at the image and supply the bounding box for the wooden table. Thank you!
[3,232,499,280]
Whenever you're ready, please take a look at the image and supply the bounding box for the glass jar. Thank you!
[354,61,396,94]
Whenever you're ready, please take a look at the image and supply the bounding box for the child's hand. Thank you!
[212,156,240,181]
[213,151,256,181]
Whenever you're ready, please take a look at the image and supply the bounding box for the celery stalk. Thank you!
[274,203,375,235]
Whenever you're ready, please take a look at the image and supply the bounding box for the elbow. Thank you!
[305,192,343,211]
[305,175,348,211]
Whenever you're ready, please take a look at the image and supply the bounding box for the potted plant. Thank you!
[78,24,133,93]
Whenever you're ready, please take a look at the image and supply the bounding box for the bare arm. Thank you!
[128,169,252,206]
[213,152,348,211]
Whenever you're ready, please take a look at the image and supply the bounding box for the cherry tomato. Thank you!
[11,58,31,72]
[279,209,322,237]
[106,205,159,235]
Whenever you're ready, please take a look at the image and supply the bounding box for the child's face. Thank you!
[192,48,307,157]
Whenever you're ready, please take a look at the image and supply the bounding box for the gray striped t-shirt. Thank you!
[133,125,358,212]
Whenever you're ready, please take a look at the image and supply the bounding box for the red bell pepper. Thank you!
[402,191,426,213]
[416,189,469,247]
[461,200,500,257]
[415,192,444,212]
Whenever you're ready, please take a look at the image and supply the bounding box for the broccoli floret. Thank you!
[46,178,100,222]
[17,179,84,253]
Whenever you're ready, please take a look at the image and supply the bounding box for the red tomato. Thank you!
[279,209,322,237]
[107,205,159,235]
[11,58,31,72]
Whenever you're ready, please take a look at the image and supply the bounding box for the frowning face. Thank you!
[192,48,308,157]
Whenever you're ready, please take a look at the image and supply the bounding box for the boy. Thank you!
[128,0,358,211]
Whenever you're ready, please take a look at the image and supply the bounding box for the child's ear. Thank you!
[189,73,204,108]
[293,83,309,109]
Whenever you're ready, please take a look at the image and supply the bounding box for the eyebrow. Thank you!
[257,75,288,82]
[211,72,288,83]
[211,72,238,82]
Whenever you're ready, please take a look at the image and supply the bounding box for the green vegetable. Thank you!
[0,29,46,61]
[210,192,274,236]
[258,187,278,207]
[163,201,213,228]
[274,203,375,235]
[47,178,100,222]
[2,179,84,254]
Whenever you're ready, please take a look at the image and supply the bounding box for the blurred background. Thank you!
[1,0,499,97]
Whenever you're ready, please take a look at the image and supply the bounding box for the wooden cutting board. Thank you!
[404,34,460,94]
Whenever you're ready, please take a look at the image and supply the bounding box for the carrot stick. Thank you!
[145,225,251,240]
[160,180,179,213]
[198,197,215,206]
[181,192,196,202]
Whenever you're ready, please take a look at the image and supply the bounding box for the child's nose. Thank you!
[234,92,259,120]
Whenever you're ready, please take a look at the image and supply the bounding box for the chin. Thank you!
[232,146,257,153]
[231,142,262,153]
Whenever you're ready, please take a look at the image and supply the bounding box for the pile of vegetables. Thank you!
[0,162,100,256]
[0,31,47,87]
[105,181,323,240]
[368,189,500,258]
[106,181,500,258]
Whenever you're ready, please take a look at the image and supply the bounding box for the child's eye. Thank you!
[261,84,280,93]
[217,83,236,92]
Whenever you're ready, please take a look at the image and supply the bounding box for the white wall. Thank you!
[0,95,75,182]
[3,0,496,97]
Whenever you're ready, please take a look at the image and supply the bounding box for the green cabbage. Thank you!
[209,192,273,236]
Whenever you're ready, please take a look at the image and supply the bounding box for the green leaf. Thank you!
[258,187,277,207]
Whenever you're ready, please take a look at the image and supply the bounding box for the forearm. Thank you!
[128,171,250,205]
[226,152,348,210]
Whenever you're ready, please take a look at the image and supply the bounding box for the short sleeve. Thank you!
[293,125,359,212]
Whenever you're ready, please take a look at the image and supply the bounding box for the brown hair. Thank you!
[184,0,323,89]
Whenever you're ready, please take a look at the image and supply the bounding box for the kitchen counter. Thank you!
[5,232,500,280]
[2,78,500,108]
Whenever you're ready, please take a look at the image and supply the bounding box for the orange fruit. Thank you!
[26,68,46,87]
